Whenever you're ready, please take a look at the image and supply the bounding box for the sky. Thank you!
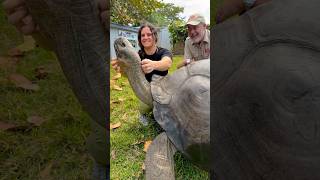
[161,0,210,24]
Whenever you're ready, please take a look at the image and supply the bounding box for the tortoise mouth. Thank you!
[114,37,134,59]
[114,37,141,67]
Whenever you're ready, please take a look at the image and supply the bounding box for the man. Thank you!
[216,0,271,23]
[3,0,109,179]
[177,13,210,69]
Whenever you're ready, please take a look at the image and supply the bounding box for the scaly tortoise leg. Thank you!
[145,132,177,180]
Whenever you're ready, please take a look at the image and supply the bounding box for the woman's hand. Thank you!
[141,59,155,74]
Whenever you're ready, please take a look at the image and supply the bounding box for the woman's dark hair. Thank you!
[138,22,158,50]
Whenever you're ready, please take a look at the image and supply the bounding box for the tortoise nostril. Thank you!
[121,42,126,47]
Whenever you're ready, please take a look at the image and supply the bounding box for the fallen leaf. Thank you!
[110,79,115,86]
[39,161,53,180]
[141,163,145,170]
[112,84,123,91]
[0,121,18,131]
[110,100,120,104]
[110,122,121,130]
[0,121,30,131]
[34,66,48,80]
[111,72,122,80]
[143,140,152,152]
[27,116,46,126]
[7,47,24,57]
[0,56,18,70]
[111,150,116,160]
[110,98,125,104]
[8,73,40,91]
[131,140,144,146]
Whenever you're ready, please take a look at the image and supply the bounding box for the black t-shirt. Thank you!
[138,47,173,82]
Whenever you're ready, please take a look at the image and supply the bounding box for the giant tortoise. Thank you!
[114,37,210,179]
[22,0,109,179]
[212,0,320,179]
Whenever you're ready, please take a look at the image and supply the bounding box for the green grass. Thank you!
[110,55,209,179]
[0,1,24,55]
[211,0,224,25]
[0,48,94,179]
[0,5,94,177]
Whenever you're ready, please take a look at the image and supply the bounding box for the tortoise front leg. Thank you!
[145,132,177,180]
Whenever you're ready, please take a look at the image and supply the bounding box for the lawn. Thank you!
[110,55,209,179]
[0,5,94,179]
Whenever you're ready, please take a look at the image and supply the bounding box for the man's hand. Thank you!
[177,59,193,69]
[3,0,107,35]
[141,59,155,74]
[111,59,121,72]
[3,0,38,35]
[111,58,127,76]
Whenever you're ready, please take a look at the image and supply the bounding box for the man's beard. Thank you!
[191,30,205,43]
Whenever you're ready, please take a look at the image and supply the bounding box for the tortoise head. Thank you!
[114,37,141,67]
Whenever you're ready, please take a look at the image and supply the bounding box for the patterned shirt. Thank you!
[184,29,210,61]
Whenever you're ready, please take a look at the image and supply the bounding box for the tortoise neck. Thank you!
[126,62,153,107]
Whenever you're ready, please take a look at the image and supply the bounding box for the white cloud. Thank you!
[161,0,210,24]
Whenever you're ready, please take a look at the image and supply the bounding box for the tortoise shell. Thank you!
[151,59,210,170]
[212,0,320,179]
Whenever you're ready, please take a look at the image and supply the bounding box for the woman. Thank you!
[112,23,173,125]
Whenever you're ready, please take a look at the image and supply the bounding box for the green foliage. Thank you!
[111,0,163,26]
[111,0,184,27]
[168,20,188,47]
[146,3,184,27]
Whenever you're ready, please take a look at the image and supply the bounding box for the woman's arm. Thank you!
[141,56,172,74]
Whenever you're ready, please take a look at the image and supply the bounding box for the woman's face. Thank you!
[140,27,155,49]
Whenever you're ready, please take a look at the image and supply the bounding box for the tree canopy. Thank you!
[111,0,184,27]
[168,19,188,46]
